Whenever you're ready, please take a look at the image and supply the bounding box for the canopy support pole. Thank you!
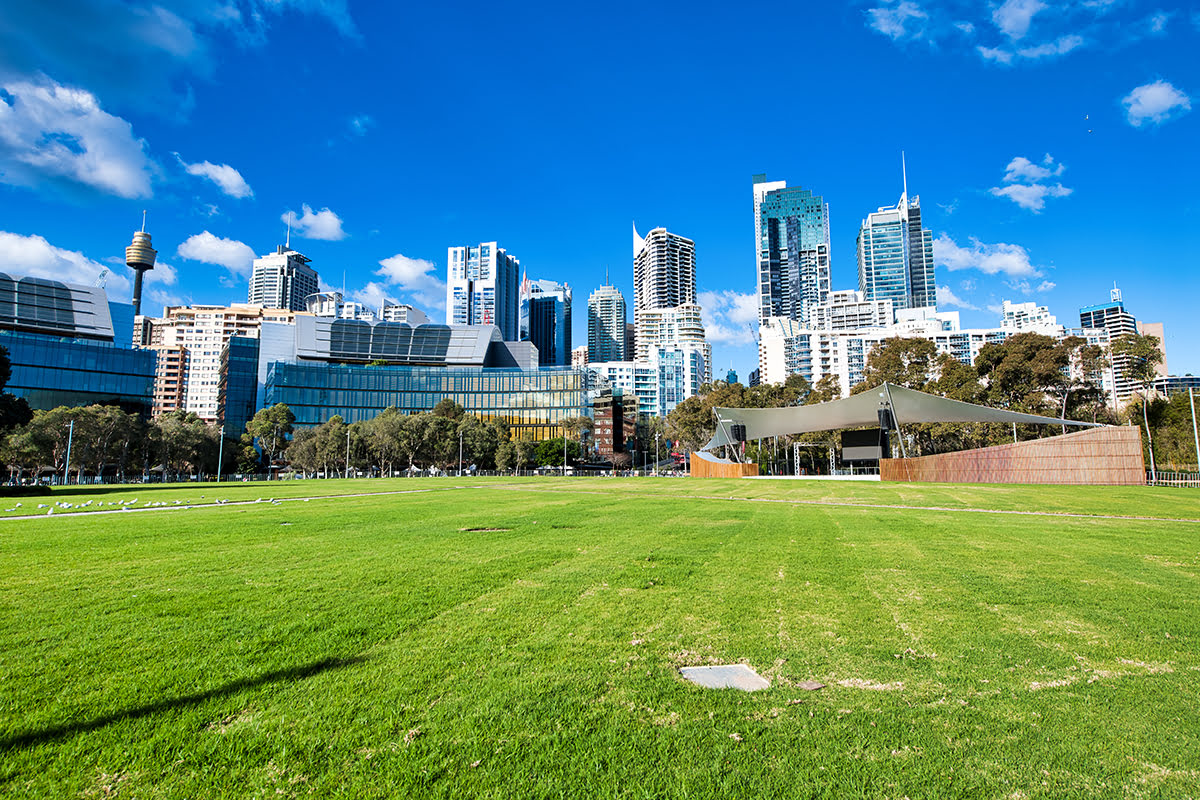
[882,383,908,459]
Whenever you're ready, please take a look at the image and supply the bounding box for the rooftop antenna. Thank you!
[140,209,147,233]
[605,265,610,285]
[285,211,292,249]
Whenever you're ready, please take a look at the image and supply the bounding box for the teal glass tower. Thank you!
[753,175,830,325]
[856,161,935,313]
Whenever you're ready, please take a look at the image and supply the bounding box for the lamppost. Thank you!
[1190,387,1200,474]
[345,426,351,479]
[458,430,464,477]
[63,419,74,486]
[216,424,224,483]
[654,433,660,477]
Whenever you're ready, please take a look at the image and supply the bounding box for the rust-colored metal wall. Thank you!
[689,454,760,479]
[880,426,1145,485]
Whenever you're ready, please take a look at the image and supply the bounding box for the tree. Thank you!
[808,374,842,404]
[151,410,211,480]
[245,403,295,474]
[286,427,321,475]
[458,415,506,471]
[513,437,536,473]
[535,436,583,467]
[494,440,515,473]
[1058,336,1109,424]
[1113,332,1165,475]
[853,337,940,393]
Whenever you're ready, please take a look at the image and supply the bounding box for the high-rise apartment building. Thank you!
[520,278,572,366]
[446,242,520,340]
[633,225,696,312]
[856,169,935,313]
[633,303,711,368]
[141,304,301,422]
[633,224,710,379]
[380,301,429,325]
[248,245,320,312]
[753,175,831,325]
[587,283,626,363]
[1079,285,1167,403]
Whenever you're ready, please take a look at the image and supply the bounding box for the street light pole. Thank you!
[63,419,74,486]
[655,433,660,476]
[459,430,463,477]
[345,427,351,479]
[1143,386,1156,484]
[1190,387,1200,473]
[216,424,224,483]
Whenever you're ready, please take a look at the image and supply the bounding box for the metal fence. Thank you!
[1147,471,1200,488]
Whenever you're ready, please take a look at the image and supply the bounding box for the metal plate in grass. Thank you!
[679,664,769,691]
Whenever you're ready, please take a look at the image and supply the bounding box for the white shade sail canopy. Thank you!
[703,382,1100,450]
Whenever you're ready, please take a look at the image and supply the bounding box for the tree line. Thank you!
[666,331,1198,471]
[0,386,600,482]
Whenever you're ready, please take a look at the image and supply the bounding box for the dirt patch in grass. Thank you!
[460,527,511,532]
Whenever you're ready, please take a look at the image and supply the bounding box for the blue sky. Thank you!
[1,1,1197,380]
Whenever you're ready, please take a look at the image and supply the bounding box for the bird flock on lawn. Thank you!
[4,495,296,513]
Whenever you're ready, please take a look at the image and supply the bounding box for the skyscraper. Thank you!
[446,242,520,340]
[856,162,935,314]
[633,224,695,312]
[587,282,626,363]
[520,278,572,366]
[753,175,830,325]
[248,245,319,312]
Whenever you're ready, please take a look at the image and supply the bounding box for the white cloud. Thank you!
[0,79,154,198]
[283,204,346,241]
[866,1,927,40]
[697,290,758,346]
[978,46,1015,64]
[990,154,1072,212]
[374,253,445,311]
[0,230,131,297]
[989,182,1072,212]
[145,259,178,286]
[979,34,1082,64]
[1147,11,1171,34]
[936,285,979,310]
[934,233,1041,278]
[176,154,252,198]
[1006,278,1056,295]
[349,114,373,136]
[349,281,394,311]
[955,21,976,35]
[176,231,256,277]
[0,1,357,114]
[1001,154,1063,183]
[1015,34,1084,59]
[1122,80,1192,127]
[993,0,1046,40]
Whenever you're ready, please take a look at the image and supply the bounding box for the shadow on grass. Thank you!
[0,655,367,752]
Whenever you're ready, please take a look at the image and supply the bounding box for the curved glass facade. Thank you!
[0,330,155,415]
[266,363,590,440]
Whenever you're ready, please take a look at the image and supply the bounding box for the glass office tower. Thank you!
[753,175,830,325]
[856,193,935,313]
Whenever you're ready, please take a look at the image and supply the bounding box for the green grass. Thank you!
[1,478,1198,798]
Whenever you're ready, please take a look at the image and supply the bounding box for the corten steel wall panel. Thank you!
[880,426,1145,485]
[689,454,760,479]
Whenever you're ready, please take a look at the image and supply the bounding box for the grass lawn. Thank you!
[1,477,1198,798]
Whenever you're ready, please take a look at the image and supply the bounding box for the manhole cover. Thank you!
[679,664,769,691]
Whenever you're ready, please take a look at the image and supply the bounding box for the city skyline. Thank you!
[0,2,1196,381]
